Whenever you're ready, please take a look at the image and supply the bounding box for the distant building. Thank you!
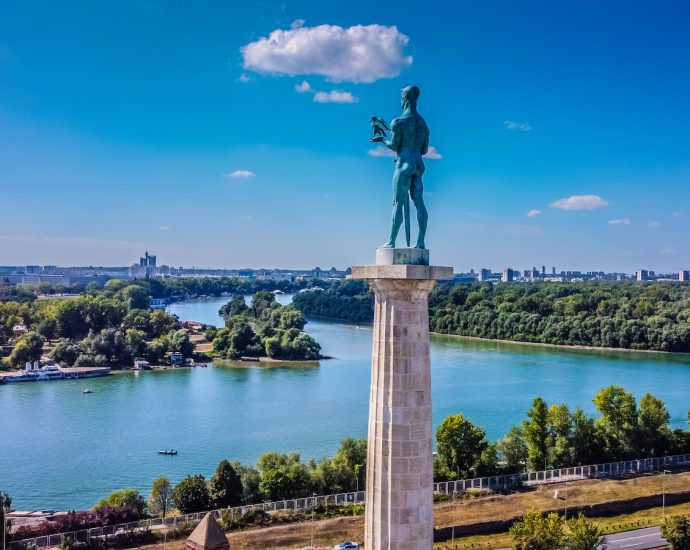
[478,268,491,282]
[552,266,556,276]
[502,268,514,283]
[25,265,41,275]
[637,269,649,281]
[130,251,158,278]
[680,270,689,282]
[541,265,546,278]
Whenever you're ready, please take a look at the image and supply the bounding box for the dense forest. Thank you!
[291,280,374,323]
[429,281,690,352]
[292,281,690,352]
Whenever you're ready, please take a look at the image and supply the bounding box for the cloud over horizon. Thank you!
[608,218,631,225]
[241,22,413,83]
[550,194,608,210]
[527,209,542,218]
[225,170,256,179]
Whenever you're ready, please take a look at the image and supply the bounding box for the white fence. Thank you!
[10,453,690,549]
[434,453,690,494]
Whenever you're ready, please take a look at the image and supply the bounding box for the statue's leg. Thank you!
[410,173,428,249]
[383,164,411,248]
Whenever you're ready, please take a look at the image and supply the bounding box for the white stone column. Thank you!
[352,250,452,550]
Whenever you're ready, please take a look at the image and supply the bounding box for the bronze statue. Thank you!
[370,85,429,249]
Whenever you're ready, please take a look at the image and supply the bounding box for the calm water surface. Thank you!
[1,295,689,510]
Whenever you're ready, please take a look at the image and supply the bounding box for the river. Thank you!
[1,295,689,510]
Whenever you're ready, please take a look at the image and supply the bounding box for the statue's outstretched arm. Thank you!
[382,120,401,153]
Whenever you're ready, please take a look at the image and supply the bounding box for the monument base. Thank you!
[376,247,429,266]
[352,250,452,550]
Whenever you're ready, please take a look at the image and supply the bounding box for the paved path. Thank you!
[604,527,667,550]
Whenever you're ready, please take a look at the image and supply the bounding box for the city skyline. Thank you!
[1,1,689,270]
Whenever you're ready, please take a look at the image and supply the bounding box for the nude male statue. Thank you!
[371,85,429,249]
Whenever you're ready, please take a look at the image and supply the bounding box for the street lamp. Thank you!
[662,469,671,518]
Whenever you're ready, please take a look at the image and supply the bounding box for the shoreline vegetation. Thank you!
[1,277,328,373]
[291,279,690,354]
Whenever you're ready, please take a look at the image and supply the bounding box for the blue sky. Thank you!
[0,0,688,272]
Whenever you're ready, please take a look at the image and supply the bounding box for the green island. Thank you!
[0,277,325,371]
[292,280,690,353]
[206,291,321,361]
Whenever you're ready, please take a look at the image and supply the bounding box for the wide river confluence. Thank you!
[1,295,689,510]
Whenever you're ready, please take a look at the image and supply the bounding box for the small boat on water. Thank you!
[83,389,93,394]
[158,449,177,455]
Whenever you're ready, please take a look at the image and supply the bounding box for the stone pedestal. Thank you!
[352,249,452,550]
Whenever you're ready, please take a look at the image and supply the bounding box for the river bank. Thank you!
[430,332,688,355]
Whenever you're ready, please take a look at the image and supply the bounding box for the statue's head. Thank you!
[401,85,420,108]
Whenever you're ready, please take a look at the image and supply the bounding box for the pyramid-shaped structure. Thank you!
[186,512,229,550]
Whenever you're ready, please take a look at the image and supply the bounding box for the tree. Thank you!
[548,404,574,468]
[118,285,151,310]
[498,426,528,473]
[509,509,565,550]
[257,452,311,501]
[9,332,45,368]
[435,413,489,479]
[219,296,247,319]
[571,407,600,466]
[173,475,211,514]
[209,460,243,508]
[660,515,690,550]
[637,392,671,456]
[36,318,57,342]
[230,461,261,504]
[523,398,550,470]
[148,476,173,517]
[250,291,276,318]
[593,386,638,460]
[95,488,147,516]
[566,514,605,550]
[167,329,194,357]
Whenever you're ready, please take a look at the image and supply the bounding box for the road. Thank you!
[604,527,667,550]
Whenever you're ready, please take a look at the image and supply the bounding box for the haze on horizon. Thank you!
[1,0,689,272]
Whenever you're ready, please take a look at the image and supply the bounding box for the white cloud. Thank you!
[608,218,631,225]
[241,22,413,83]
[647,221,661,227]
[368,145,396,158]
[367,145,442,159]
[549,195,608,210]
[527,209,542,218]
[504,120,532,132]
[294,80,312,93]
[424,146,442,160]
[237,73,251,83]
[672,211,684,217]
[225,170,256,179]
[313,90,358,103]
[159,225,170,231]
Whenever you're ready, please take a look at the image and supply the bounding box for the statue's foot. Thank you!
[381,241,395,248]
[416,243,426,249]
